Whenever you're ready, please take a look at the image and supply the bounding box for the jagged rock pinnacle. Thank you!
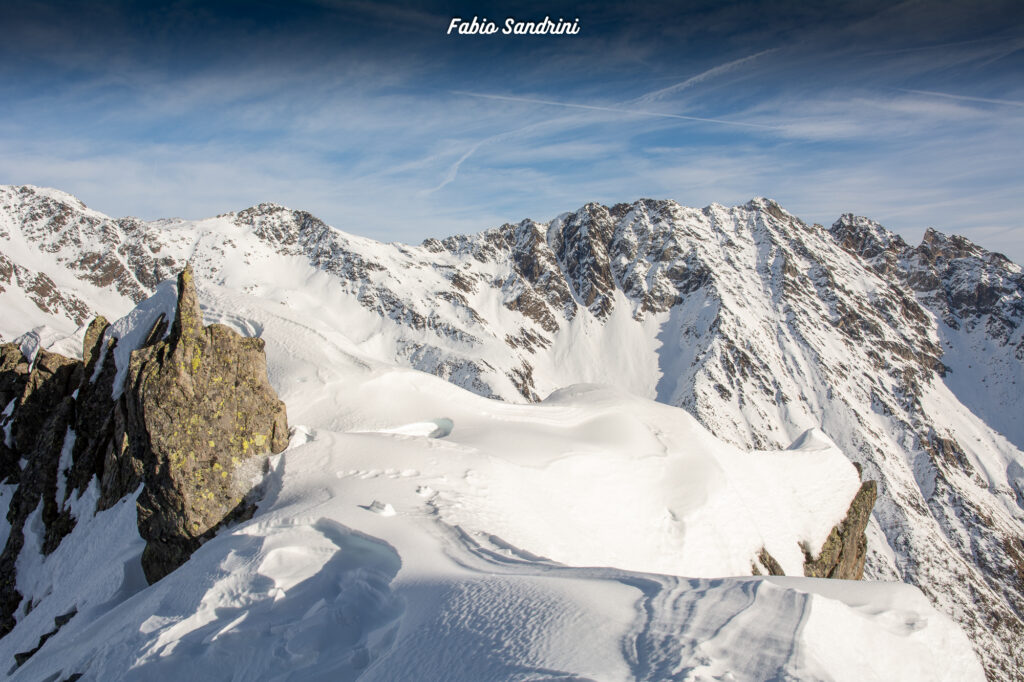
[127,265,289,582]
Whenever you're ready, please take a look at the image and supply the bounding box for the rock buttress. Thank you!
[0,266,290,644]
[125,264,288,582]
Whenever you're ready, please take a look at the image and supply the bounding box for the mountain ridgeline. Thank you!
[0,185,1022,679]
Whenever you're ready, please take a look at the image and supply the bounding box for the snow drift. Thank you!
[0,277,983,680]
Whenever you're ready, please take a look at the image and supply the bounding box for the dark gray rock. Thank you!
[754,547,785,576]
[11,606,76,669]
[0,344,30,483]
[0,343,30,412]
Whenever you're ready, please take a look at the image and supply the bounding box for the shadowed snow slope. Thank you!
[0,282,983,680]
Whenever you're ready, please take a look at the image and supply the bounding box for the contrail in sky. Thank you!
[635,49,779,104]
[439,50,777,192]
[451,91,777,129]
[898,89,1024,107]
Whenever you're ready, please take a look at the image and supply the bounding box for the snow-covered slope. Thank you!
[0,280,982,680]
[0,183,1020,678]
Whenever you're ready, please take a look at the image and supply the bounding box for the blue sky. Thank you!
[2,1,1023,262]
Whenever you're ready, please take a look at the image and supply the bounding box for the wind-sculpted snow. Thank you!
[0,289,983,678]
[0,183,1018,677]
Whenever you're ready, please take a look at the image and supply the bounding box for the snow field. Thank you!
[0,194,989,680]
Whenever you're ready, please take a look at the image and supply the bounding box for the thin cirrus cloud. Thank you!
[0,0,1022,262]
[633,49,781,105]
[423,49,798,199]
[895,89,1024,108]
[450,91,779,129]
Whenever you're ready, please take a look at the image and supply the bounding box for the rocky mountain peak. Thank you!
[828,214,909,282]
[2,185,89,215]
[830,214,908,258]
[918,226,1018,270]
[549,202,617,318]
[234,202,334,250]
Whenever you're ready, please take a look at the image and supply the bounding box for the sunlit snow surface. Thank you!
[0,284,983,681]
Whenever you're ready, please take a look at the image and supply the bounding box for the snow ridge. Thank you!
[0,184,1020,678]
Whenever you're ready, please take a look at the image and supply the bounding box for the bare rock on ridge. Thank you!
[750,479,877,580]
[0,264,290,644]
[125,264,288,583]
[803,480,878,580]
[0,347,82,636]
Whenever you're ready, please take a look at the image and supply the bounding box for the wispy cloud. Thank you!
[894,89,1024,107]
[634,49,779,104]
[1,0,1022,265]
[423,140,487,194]
[863,35,1013,57]
[451,91,776,129]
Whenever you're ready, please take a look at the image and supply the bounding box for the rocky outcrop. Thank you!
[0,264,289,641]
[125,264,288,582]
[753,547,785,576]
[0,344,31,410]
[803,481,877,580]
[747,480,877,580]
[0,344,32,482]
[0,348,83,636]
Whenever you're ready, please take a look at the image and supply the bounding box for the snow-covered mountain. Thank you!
[1,184,1021,679]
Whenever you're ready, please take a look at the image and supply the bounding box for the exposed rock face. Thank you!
[0,348,83,636]
[67,317,119,504]
[754,547,785,576]
[803,481,878,580]
[0,264,289,640]
[748,479,877,579]
[0,344,32,482]
[125,265,288,582]
[0,344,31,409]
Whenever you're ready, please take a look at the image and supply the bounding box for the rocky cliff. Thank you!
[0,264,288,645]
[754,479,877,580]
